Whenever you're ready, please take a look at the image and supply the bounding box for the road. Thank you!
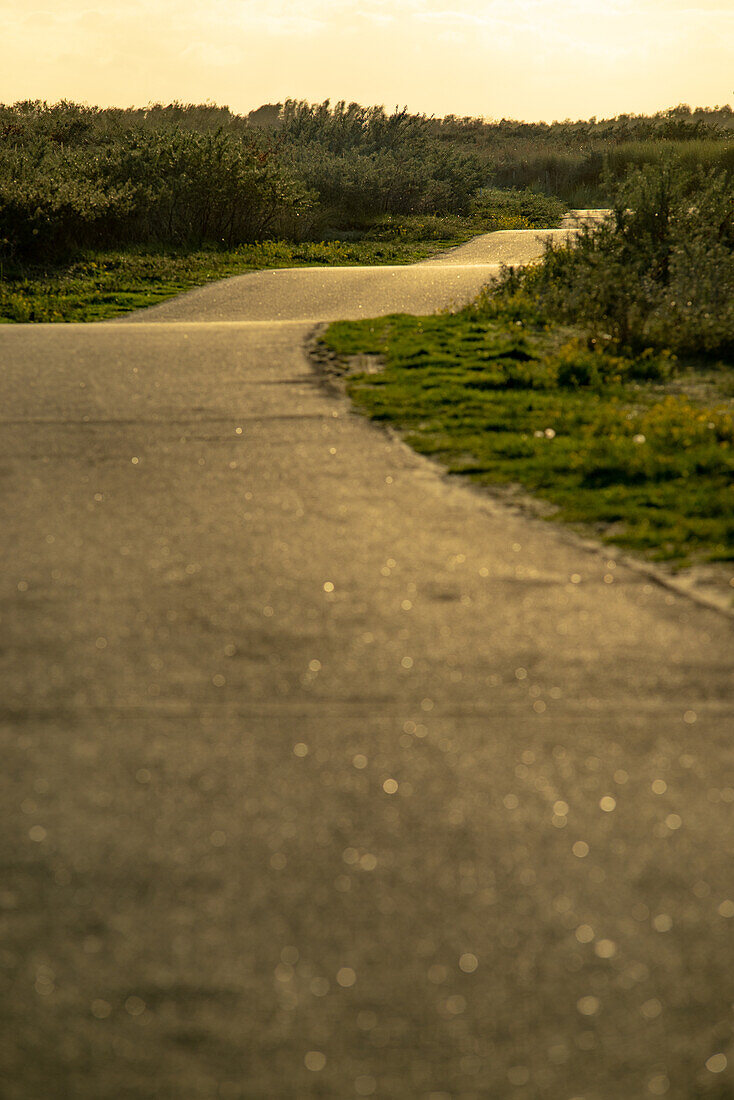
[0,223,732,1100]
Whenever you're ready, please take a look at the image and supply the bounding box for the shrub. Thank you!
[0,124,312,261]
[279,100,488,221]
[470,187,566,228]
[488,163,734,358]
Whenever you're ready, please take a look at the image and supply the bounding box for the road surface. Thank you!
[0,223,732,1099]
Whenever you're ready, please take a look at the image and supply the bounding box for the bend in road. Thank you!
[0,218,732,1100]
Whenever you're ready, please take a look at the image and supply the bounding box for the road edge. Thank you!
[306,325,734,621]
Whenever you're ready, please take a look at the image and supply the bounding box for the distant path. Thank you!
[119,214,594,323]
[0,215,731,1100]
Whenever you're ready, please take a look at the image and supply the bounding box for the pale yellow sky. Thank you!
[1,0,732,121]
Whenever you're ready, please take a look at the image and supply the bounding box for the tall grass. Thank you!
[433,105,734,202]
[477,141,734,204]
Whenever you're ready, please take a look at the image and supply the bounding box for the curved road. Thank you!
[0,224,732,1100]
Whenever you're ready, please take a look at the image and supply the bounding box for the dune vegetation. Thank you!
[321,162,734,567]
[433,104,734,204]
[1,98,732,321]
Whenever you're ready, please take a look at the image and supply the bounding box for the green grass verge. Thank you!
[320,311,734,566]
[0,209,562,324]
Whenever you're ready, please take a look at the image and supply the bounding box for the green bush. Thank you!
[280,101,487,220]
[470,187,566,228]
[0,99,491,261]
[0,147,135,260]
[488,163,734,358]
[98,128,312,246]
[0,119,312,261]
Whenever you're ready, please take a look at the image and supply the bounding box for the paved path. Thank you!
[0,225,732,1100]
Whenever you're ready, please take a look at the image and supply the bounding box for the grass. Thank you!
[0,207,563,324]
[485,139,734,204]
[0,237,460,324]
[320,310,734,567]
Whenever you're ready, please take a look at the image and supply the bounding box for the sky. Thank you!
[1,0,732,122]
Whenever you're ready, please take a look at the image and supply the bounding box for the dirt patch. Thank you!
[307,325,386,394]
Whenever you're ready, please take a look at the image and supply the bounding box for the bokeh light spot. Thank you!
[706,1054,727,1074]
[577,996,600,1016]
[648,1074,670,1095]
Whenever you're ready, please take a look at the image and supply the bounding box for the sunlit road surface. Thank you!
[1,218,732,1100]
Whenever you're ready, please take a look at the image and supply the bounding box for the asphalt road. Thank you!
[1,224,732,1100]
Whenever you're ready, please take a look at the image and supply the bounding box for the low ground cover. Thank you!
[0,201,563,323]
[321,308,733,567]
